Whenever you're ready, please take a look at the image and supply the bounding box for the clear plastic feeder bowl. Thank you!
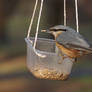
[25,37,74,80]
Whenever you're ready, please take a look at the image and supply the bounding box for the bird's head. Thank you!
[41,25,67,38]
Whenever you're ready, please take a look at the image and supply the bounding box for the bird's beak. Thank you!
[41,29,52,33]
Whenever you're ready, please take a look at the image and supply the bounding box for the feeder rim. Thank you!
[25,37,59,56]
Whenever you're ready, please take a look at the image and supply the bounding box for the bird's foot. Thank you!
[58,55,68,64]
[69,57,77,62]
[62,55,76,62]
[58,60,62,64]
[62,55,68,60]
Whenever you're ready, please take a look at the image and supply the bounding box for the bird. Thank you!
[41,25,92,62]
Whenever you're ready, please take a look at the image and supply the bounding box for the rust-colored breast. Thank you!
[56,42,83,58]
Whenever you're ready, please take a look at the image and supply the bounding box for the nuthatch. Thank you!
[42,25,92,62]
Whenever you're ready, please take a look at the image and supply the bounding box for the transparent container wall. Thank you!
[25,38,74,80]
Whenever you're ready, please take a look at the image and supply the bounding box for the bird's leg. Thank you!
[61,53,76,62]
[55,46,63,64]
[58,55,63,64]
[55,46,59,55]
[58,53,68,64]
[60,50,68,60]
[55,46,69,64]
[75,58,77,62]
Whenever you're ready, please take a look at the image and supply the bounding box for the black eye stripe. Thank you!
[50,29,57,31]
[62,29,67,31]
[50,29,67,31]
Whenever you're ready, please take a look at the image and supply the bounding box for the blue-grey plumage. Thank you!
[50,25,92,52]
[56,27,92,52]
[42,25,92,58]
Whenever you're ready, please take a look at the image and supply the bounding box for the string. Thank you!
[27,0,38,38]
[33,0,46,58]
[64,0,66,26]
[33,0,44,49]
[75,0,79,32]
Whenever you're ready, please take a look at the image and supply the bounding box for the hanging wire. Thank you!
[75,0,79,33]
[64,0,66,26]
[33,0,46,58]
[27,0,46,58]
[27,0,38,38]
[33,0,44,49]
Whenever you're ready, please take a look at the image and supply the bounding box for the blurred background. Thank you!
[0,0,92,92]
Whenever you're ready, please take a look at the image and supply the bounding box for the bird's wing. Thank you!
[56,30,92,52]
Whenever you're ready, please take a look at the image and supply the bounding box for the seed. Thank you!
[30,67,69,80]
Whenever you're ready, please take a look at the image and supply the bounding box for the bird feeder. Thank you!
[25,37,74,80]
[25,0,79,80]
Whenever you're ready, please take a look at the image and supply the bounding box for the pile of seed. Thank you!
[31,68,69,80]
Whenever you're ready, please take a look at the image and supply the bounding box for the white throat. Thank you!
[52,31,62,38]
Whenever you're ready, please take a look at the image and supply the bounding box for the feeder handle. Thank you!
[27,0,79,38]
